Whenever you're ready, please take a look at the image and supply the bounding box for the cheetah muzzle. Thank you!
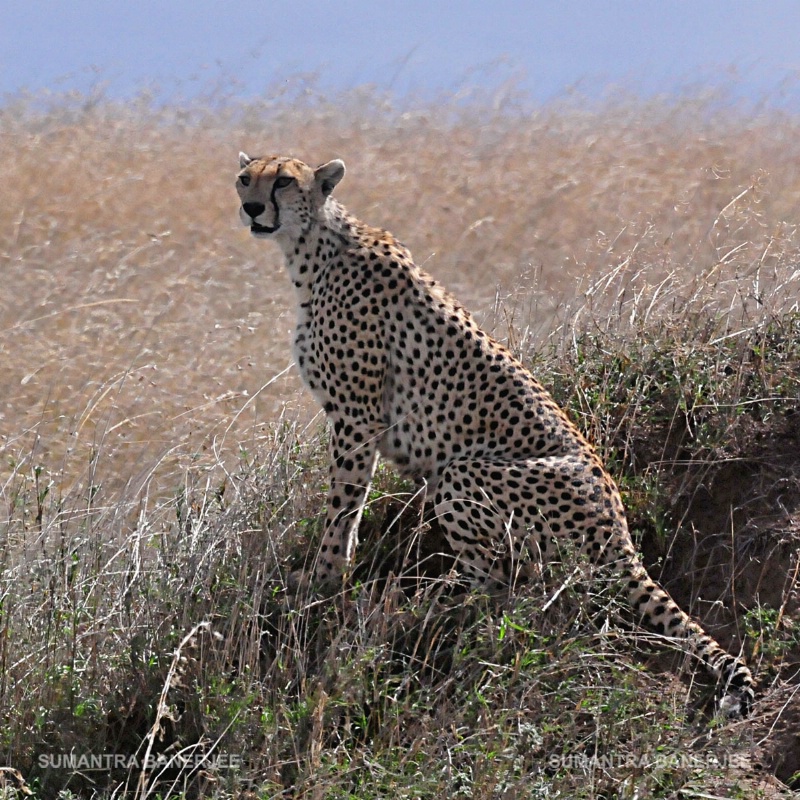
[235,152,755,719]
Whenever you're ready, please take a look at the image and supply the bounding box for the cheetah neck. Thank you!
[279,199,369,304]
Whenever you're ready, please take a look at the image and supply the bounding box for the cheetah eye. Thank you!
[274,176,293,189]
[239,174,251,187]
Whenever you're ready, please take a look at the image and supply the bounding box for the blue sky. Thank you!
[3,1,800,105]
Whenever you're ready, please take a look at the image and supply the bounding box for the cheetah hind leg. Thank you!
[432,455,754,718]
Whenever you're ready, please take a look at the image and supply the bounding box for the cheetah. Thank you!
[236,152,754,717]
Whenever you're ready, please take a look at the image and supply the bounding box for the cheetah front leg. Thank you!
[311,424,380,587]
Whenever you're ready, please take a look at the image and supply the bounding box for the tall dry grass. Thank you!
[1,82,800,797]
[2,84,800,502]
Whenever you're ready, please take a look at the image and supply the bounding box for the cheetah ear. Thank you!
[314,159,345,197]
[239,152,253,169]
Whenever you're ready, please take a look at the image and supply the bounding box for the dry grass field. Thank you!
[1,82,799,798]
[3,85,800,500]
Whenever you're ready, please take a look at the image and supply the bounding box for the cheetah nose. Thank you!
[242,202,266,219]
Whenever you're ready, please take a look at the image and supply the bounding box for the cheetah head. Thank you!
[236,154,345,241]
